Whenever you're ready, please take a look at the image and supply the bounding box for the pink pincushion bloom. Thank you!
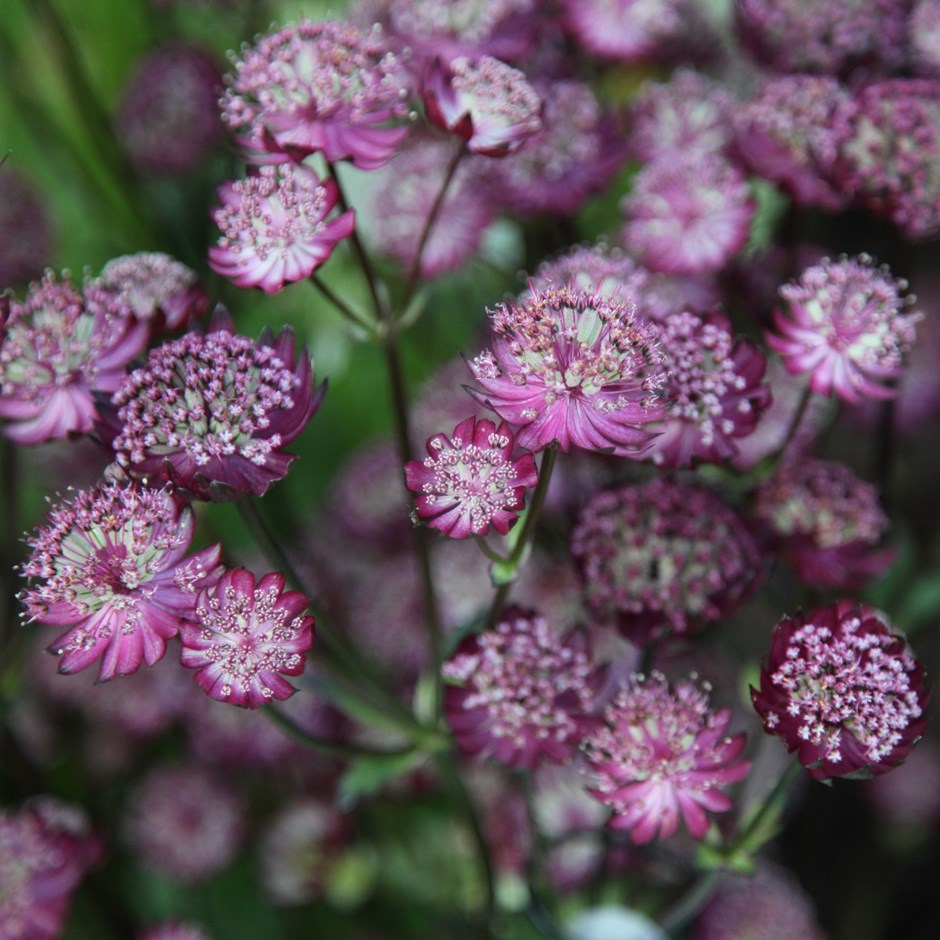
[0,273,148,445]
[19,481,222,681]
[179,568,314,708]
[468,284,668,456]
[108,312,324,500]
[443,608,601,770]
[620,153,755,276]
[561,0,689,63]
[766,255,920,404]
[404,415,538,539]
[584,672,750,844]
[209,164,355,294]
[752,601,928,781]
[220,20,411,169]
[423,55,542,157]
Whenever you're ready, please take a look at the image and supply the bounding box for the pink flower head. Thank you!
[468,284,668,456]
[404,415,538,539]
[583,672,750,844]
[910,0,940,77]
[423,55,542,157]
[754,458,894,589]
[108,312,323,500]
[644,310,771,469]
[0,166,53,288]
[179,568,314,709]
[220,20,411,169]
[19,481,221,682]
[209,164,355,294]
[620,153,755,275]
[752,601,928,781]
[443,608,600,770]
[561,0,690,63]
[571,479,763,644]
[0,272,148,445]
[766,255,920,404]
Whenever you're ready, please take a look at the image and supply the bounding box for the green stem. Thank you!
[658,870,722,935]
[309,272,374,333]
[727,759,803,858]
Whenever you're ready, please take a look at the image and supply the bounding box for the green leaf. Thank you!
[338,750,425,810]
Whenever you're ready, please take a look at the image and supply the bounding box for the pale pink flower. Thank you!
[561,0,690,63]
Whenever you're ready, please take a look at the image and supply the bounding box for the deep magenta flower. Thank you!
[209,164,355,293]
[179,568,314,709]
[766,255,920,404]
[404,415,538,539]
[468,284,668,456]
[583,672,750,844]
[443,608,600,770]
[0,273,148,445]
[423,55,542,156]
[752,602,929,781]
[220,20,411,169]
[561,0,690,63]
[20,482,220,681]
[0,166,53,288]
[109,313,323,500]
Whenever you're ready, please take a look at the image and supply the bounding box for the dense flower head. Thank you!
[751,601,928,780]
[404,415,538,539]
[766,255,920,404]
[620,153,755,275]
[19,481,221,681]
[468,284,668,455]
[643,310,771,469]
[754,458,893,588]
[561,0,690,63]
[221,19,412,168]
[571,479,763,644]
[583,672,750,844]
[0,272,148,445]
[443,608,600,769]
[209,164,356,293]
[0,166,53,287]
[109,313,323,500]
[179,568,315,709]
[422,55,542,156]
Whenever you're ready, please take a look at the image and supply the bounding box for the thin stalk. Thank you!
[778,381,813,460]
[519,771,565,939]
[0,438,19,650]
[309,272,375,333]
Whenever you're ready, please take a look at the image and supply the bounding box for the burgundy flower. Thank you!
[179,568,315,709]
[19,481,221,681]
[751,601,929,781]
[404,415,538,539]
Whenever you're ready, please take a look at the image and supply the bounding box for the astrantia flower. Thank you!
[19,481,221,681]
[0,166,53,287]
[643,310,770,469]
[910,0,940,76]
[571,479,763,644]
[179,568,314,708]
[583,672,750,844]
[209,164,355,293]
[620,153,755,275]
[561,0,689,63]
[423,55,542,157]
[443,608,600,769]
[468,284,668,455]
[404,415,538,539]
[751,601,928,780]
[220,19,411,169]
[754,458,893,588]
[109,313,323,500]
[766,255,920,404]
[0,273,148,445]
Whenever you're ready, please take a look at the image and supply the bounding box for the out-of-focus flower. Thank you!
[422,55,542,156]
[754,458,894,588]
[766,255,920,404]
[116,44,223,175]
[443,608,600,769]
[910,0,940,76]
[561,0,690,63]
[20,481,221,681]
[220,20,411,169]
[863,738,940,830]
[108,312,323,500]
[584,672,750,843]
[138,924,214,940]
[0,167,53,287]
[179,568,314,709]
[404,415,537,539]
[0,273,147,444]
[571,479,763,644]
[209,164,355,293]
[620,153,755,275]
[751,601,928,780]
[566,906,668,940]
[468,284,668,455]
[643,310,770,469]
